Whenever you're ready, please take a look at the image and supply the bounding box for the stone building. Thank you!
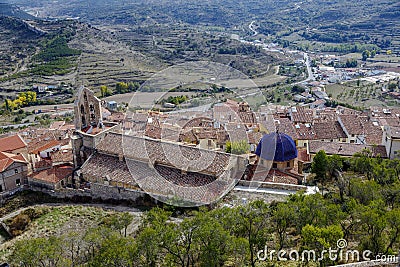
[383,126,400,159]
[74,86,102,131]
[72,87,118,169]
[0,152,29,194]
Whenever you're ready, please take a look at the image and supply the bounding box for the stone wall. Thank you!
[29,183,147,203]
[90,183,146,201]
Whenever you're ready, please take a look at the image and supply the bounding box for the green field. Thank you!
[325,80,388,108]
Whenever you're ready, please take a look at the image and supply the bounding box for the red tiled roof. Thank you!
[0,134,27,152]
[338,115,383,145]
[239,111,257,124]
[108,112,126,122]
[182,117,213,129]
[289,106,314,123]
[309,141,387,158]
[0,151,28,172]
[96,132,235,176]
[28,140,60,154]
[51,149,73,163]
[247,131,263,145]
[59,124,75,131]
[30,165,73,184]
[313,121,347,140]
[81,153,135,186]
[275,117,298,139]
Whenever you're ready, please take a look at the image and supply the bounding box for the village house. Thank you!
[338,114,383,145]
[309,140,387,158]
[0,151,29,195]
[0,134,28,155]
[382,126,400,159]
[28,165,73,190]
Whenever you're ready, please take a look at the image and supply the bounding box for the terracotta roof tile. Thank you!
[28,140,60,154]
[309,141,387,158]
[81,153,136,186]
[0,134,27,152]
[274,118,298,139]
[289,106,314,123]
[313,121,347,140]
[51,149,73,164]
[96,133,235,176]
[0,151,28,172]
[30,165,73,184]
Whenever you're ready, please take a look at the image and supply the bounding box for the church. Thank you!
[71,87,305,206]
[71,87,248,206]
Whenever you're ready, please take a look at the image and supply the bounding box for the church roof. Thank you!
[255,132,297,162]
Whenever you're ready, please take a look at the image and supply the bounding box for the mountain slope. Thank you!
[0,2,36,20]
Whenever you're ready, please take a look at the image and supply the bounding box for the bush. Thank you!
[9,214,31,236]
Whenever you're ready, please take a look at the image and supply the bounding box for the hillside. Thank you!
[0,2,35,20]
[9,0,400,54]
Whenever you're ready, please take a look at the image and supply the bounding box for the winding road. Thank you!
[249,21,258,36]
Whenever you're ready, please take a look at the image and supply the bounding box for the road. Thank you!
[291,52,315,86]
[0,122,38,129]
[303,52,315,82]
[248,21,258,36]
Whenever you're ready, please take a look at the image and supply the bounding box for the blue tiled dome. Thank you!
[255,132,297,162]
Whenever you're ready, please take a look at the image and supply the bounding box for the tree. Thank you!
[349,179,382,205]
[119,212,134,237]
[358,200,388,256]
[194,211,233,266]
[301,224,343,266]
[89,233,137,267]
[115,82,129,94]
[63,231,85,266]
[230,200,270,267]
[225,140,250,155]
[11,236,65,267]
[381,180,400,209]
[100,85,111,97]
[351,149,373,180]
[128,82,140,92]
[335,171,348,203]
[83,227,108,261]
[385,208,400,254]
[159,217,198,267]
[311,150,328,192]
[136,227,163,267]
[271,202,294,250]
[327,154,343,178]
[4,99,10,112]
[362,50,371,61]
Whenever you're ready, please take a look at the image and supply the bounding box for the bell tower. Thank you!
[74,86,102,130]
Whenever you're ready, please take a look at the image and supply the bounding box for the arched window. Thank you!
[81,115,86,126]
[80,104,85,114]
